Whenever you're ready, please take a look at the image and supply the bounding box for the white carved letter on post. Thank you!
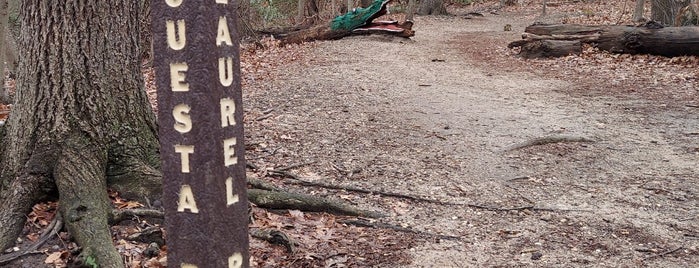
[173,103,192,133]
[166,20,186,50]
[228,252,243,268]
[174,145,194,173]
[170,62,190,92]
[220,98,236,127]
[223,137,237,166]
[218,57,233,87]
[165,0,184,7]
[177,185,199,213]
[216,17,233,46]
[225,177,239,206]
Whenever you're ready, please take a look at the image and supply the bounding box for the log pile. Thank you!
[509,22,699,58]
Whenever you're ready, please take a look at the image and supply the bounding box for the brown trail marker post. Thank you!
[151,0,250,267]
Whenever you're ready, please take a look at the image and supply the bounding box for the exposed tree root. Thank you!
[269,169,460,206]
[250,228,295,253]
[268,169,589,212]
[110,208,165,224]
[340,218,462,241]
[248,189,385,218]
[0,214,63,265]
[56,136,123,268]
[502,134,596,151]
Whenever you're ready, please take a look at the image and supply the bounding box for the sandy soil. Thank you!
[243,8,699,268]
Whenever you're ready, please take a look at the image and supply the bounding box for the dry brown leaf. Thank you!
[44,251,63,264]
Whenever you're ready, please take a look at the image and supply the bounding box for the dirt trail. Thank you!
[246,12,698,267]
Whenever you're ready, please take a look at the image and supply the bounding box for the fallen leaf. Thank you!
[44,251,63,264]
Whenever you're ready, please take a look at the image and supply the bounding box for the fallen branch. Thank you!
[269,170,590,212]
[274,161,316,172]
[269,169,460,206]
[248,189,385,218]
[109,208,164,224]
[643,246,684,260]
[250,228,295,253]
[340,218,462,241]
[502,134,596,151]
[0,214,63,265]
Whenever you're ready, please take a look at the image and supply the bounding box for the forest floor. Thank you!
[3,0,699,267]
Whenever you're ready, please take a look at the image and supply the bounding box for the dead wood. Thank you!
[247,189,385,218]
[269,169,460,205]
[250,228,295,253]
[502,134,596,151]
[340,218,462,241]
[509,23,699,58]
[0,214,63,265]
[275,161,316,172]
[268,169,587,212]
[643,246,684,260]
[109,208,164,224]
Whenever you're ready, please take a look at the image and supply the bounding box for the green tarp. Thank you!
[330,0,390,31]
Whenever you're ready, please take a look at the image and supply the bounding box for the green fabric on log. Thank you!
[331,0,389,31]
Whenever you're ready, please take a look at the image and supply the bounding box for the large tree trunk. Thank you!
[509,23,699,58]
[417,0,447,16]
[0,1,160,267]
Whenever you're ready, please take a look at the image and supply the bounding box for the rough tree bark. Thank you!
[417,0,447,15]
[0,0,7,102]
[0,2,160,267]
[509,23,699,58]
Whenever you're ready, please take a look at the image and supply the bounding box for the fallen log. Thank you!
[278,0,415,45]
[509,22,699,58]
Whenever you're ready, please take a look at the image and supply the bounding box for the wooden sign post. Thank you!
[151,0,249,267]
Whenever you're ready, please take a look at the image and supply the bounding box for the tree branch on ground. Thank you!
[502,134,596,151]
[0,214,63,265]
[339,218,462,241]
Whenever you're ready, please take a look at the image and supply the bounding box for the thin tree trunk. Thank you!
[417,0,447,16]
[0,1,160,266]
[633,0,645,22]
[406,0,417,21]
[0,0,8,103]
[297,0,306,23]
[236,0,256,39]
